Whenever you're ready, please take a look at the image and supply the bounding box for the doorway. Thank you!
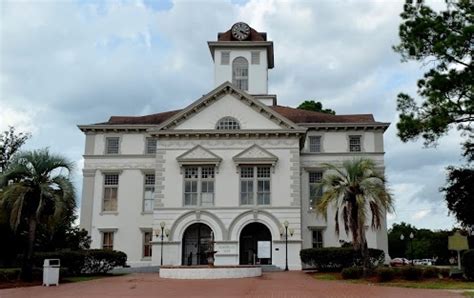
[239,222,272,265]
[182,223,212,265]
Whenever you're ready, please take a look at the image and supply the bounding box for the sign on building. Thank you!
[257,241,271,259]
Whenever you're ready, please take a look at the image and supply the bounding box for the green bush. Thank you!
[375,267,395,282]
[300,247,385,272]
[439,267,450,278]
[463,249,474,280]
[0,268,20,282]
[33,250,86,276]
[83,249,127,274]
[341,266,364,279]
[422,266,440,279]
[400,266,423,280]
[32,249,127,275]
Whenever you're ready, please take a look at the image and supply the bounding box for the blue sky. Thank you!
[0,0,466,230]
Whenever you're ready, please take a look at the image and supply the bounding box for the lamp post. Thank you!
[154,222,170,266]
[280,220,294,271]
[400,232,415,265]
[409,232,414,265]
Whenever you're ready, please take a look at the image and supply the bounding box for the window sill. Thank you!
[141,211,153,215]
[141,257,152,261]
[100,211,119,216]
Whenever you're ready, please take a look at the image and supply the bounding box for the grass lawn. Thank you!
[313,272,474,290]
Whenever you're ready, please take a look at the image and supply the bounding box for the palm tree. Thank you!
[316,159,393,273]
[0,149,75,281]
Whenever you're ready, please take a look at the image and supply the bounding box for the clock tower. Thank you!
[208,22,275,104]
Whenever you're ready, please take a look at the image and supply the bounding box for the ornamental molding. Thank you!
[176,145,222,171]
[149,81,303,132]
[233,144,278,171]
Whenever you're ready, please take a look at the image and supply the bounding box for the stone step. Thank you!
[260,265,283,272]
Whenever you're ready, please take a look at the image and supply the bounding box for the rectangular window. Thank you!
[103,174,119,212]
[349,135,362,152]
[240,166,254,205]
[312,230,323,248]
[200,167,215,206]
[257,167,271,205]
[106,137,119,154]
[143,174,155,212]
[221,52,230,65]
[240,166,271,205]
[102,231,114,250]
[251,51,260,64]
[146,138,157,154]
[309,136,321,153]
[309,171,323,209]
[183,166,214,206]
[143,231,152,258]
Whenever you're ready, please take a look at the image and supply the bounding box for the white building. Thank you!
[78,23,390,270]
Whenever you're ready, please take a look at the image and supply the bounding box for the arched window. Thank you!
[232,57,249,91]
[216,117,240,130]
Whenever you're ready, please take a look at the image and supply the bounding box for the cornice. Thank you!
[77,124,155,133]
[83,154,155,159]
[149,129,305,139]
[299,122,390,132]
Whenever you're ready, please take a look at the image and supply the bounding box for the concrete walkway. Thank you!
[0,271,462,298]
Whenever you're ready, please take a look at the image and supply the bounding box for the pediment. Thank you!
[233,145,278,165]
[152,82,301,131]
[177,145,222,168]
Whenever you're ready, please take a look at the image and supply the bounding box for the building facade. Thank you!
[78,23,390,270]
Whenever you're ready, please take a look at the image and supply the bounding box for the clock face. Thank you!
[231,22,250,41]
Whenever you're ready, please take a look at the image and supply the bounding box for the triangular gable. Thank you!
[177,145,222,169]
[233,144,278,166]
[153,82,301,131]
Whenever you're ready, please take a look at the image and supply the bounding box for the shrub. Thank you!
[33,250,86,276]
[341,266,364,279]
[300,247,385,272]
[0,268,20,282]
[422,266,440,279]
[32,249,127,276]
[400,266,423,280]
[439,267,450,278]
[463,249,474,280]
[83,249,127,274]
[375,267,395,282]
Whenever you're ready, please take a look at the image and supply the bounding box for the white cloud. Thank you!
[412,210,430,220]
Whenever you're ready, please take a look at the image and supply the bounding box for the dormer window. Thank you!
[232,57,248,91]
[216,117,240,130]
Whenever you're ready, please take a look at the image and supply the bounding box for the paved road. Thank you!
[0,271,462,298]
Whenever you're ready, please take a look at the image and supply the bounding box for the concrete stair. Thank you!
[260,265,283,272]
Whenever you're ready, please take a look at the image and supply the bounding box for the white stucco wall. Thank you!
[214,48,268,94]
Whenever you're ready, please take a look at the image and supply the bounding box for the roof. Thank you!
[93,105,383,126]
[217,27,267,42]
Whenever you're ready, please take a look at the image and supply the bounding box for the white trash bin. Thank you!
[43,259,60,286]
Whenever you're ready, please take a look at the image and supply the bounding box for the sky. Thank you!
[0,0,467,230]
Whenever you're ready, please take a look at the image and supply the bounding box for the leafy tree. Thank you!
[297,100,336,115]
[388,222,455,264]
[0,149,75,281]
[0,126,31,174]
[393,0,473,146]
[316,159,393,275]
[443,166,474,227]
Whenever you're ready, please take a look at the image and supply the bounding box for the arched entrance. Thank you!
[182,223,212,266]
[239,222,272,265]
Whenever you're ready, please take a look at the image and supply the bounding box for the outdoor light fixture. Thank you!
[281,220,292,271]
[158,221,167,266]
[400,232,415,265]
